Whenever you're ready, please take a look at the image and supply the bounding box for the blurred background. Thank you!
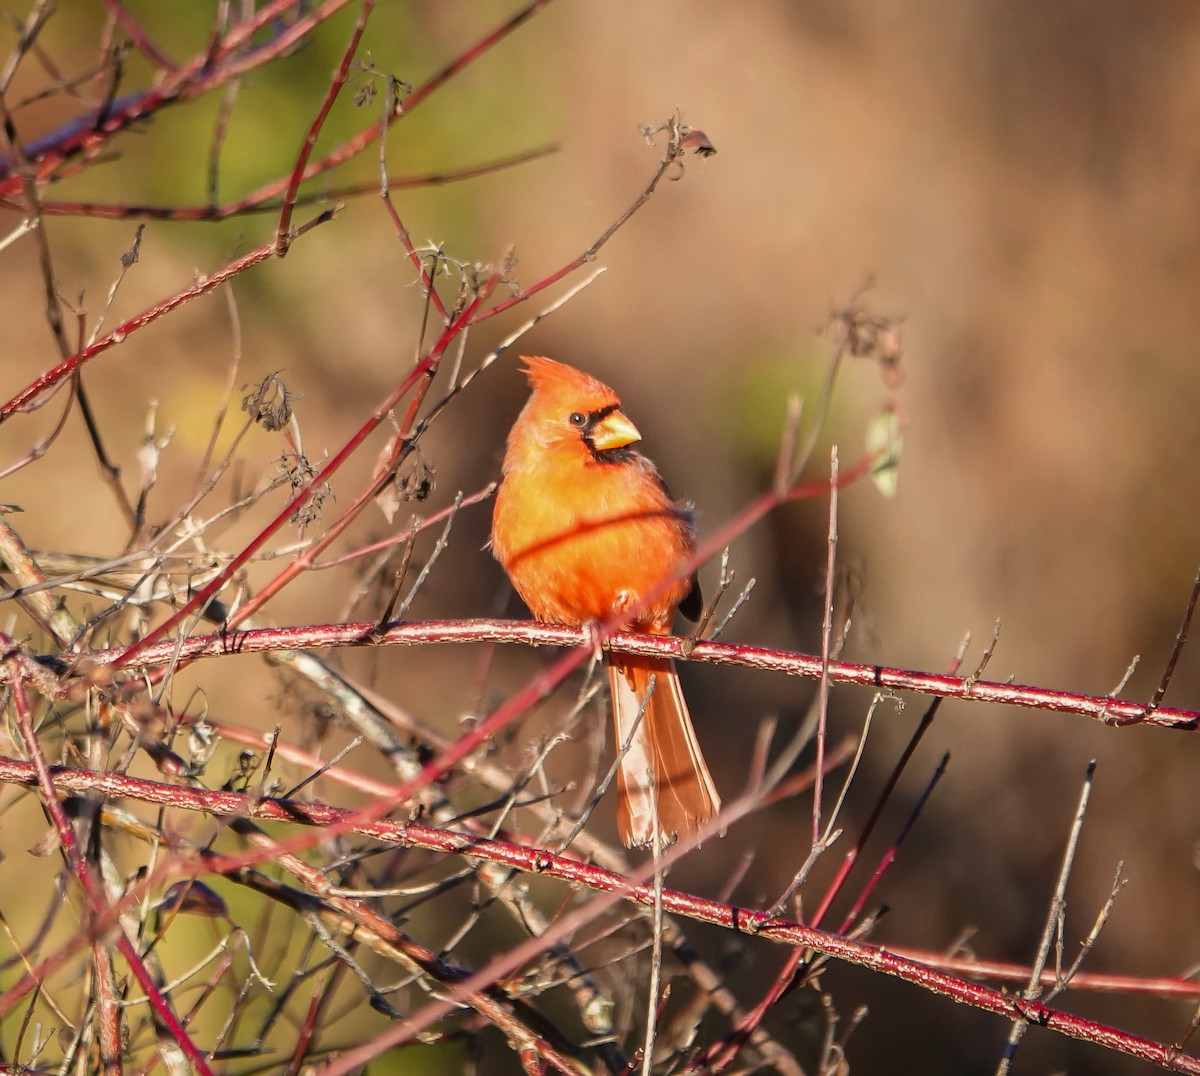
[2,2,1199,1072]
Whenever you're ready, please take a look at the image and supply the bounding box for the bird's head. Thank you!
[505,355,642,468]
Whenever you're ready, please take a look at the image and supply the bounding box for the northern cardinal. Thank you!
[491,355,721,848]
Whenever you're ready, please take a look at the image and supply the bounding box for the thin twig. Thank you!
[812,446,839,845]
[996,760,1097,1074]
[1148,564,1200,714]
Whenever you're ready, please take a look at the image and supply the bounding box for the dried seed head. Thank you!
[242,372,295,431]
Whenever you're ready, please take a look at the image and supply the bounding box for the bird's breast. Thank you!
[492,458,693,629]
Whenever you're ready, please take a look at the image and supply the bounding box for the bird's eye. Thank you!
[568,412,587,428]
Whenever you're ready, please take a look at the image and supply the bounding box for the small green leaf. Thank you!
[867,410,902,497]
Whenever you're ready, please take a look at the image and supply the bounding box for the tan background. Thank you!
[2,3,1199,1071]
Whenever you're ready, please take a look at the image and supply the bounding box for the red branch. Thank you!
[883,947,1200,999]
[110,259,507,669]
[275,0,375,253]
[219,0,557,209]
[0,0,560,421]
[48,618,1200,730]
[0,756,1195,1074]
[0,0,355,196]
[1,237,284,419]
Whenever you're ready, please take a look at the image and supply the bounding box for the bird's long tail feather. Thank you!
[608,655,721,849]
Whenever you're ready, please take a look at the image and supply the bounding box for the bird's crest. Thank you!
[520,355,619,411]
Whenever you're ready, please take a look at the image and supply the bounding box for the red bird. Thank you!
[491,356,721,848]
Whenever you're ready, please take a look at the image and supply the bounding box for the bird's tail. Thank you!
[607,655,721,849]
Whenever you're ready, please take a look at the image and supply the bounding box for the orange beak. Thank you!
[588,410,640,452]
